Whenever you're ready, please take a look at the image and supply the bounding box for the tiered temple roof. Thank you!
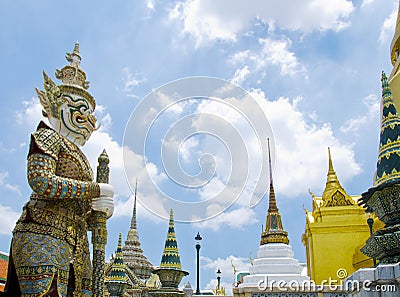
[105,233,128,295]
[122,182,154,281]
[160,209,182,270]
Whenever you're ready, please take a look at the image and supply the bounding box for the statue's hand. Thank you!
[92,196,114,218]
[99,183,114,198]
[92,183,114,218]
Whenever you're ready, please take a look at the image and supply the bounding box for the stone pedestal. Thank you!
[345,263,400,297]
[149,288,186,297]
[149,268,189,297]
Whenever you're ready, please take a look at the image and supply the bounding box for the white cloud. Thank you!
[250,89,362,196]
[259,37,307,77]
[16,97,45,130]
[85,127,168,221]
[340,94,380,134]
[231,65,250,85]
[0,205,20,235]
[180,136,199,162]
[229,37,307,78]
[379,7,397,45]
[0,171,22,196]
[122,67,145,93]
[169,0,354,47]
[361,0,377,8]
[146,84,362,229]
[194,207,258,231]
[145,0,155,11]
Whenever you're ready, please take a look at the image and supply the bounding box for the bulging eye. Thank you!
[80,106,88,114]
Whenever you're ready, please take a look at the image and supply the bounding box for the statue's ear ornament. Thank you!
[36,71,65,119]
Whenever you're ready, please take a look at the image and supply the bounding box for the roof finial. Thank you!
[118,232,123,249]
[65,41,82,67]
[73,41,80,55]
[326,147,338,186]
[131,179,138,230]
[382,71,392,98]
[169,208,174,227]
[267,138,277,212]
[268,138,273,185]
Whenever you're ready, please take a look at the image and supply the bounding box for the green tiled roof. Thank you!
[107,233,127,283]
[160,209,182,270]
[375,71,400,186]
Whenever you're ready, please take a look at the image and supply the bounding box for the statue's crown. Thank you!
[55,42,90,90]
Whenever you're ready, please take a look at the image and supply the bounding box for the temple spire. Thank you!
[322,147,340,200]
[260,139,289,245]
[122,179,153,280]
[373,71,400,186]
[131,179,138,230]
[160,209,182,269]
[321,148,353,207]
[267,138,278,212]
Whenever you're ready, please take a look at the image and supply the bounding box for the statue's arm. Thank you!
[27,153,100,199]
[26,123,100,200]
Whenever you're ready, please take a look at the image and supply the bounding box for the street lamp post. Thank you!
[195,232,202,295]
[367,216,377,267]
[216,269,221,291]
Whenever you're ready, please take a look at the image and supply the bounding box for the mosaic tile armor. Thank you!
[6,121,100,296]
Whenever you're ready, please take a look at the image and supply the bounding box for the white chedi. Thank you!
[241,243,309,288]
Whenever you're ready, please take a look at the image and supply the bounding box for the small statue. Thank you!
[3,43,114,296]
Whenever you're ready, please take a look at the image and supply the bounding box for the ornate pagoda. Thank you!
[149,209,188,297]
[104,235,153,297]
[122,182,154,281]
[359,71,400,264]
[237,139,308,291]
[259,140,289,246]
[105,233,128,297]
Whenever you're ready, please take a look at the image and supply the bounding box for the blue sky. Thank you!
[0,0,398,294]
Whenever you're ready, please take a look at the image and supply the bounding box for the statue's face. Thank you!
[49,93,97,146]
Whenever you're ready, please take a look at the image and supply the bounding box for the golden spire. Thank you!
[323,147,339,195]
[321,148,354,207]
[267,138,278,212]
[260,139,289,245]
